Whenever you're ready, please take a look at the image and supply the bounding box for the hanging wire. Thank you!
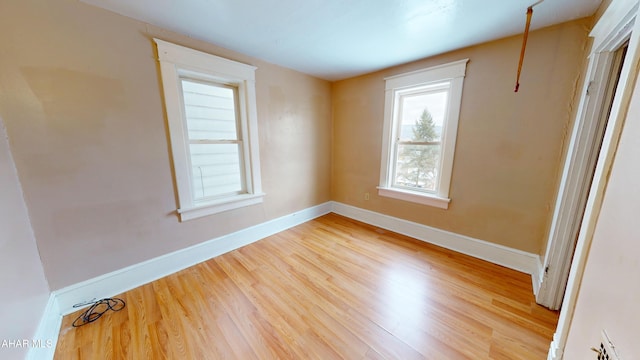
[515,0,545,92]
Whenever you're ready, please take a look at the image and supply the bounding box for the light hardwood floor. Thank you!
[54,213,558,359]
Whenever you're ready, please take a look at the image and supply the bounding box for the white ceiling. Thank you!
[81,0,602,81]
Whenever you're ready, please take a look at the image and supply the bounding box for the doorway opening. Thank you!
[537,36,631,310]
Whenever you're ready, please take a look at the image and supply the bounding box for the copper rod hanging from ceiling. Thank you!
[514,0,544,92]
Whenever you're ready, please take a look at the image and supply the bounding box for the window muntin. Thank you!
[379,59,467,209]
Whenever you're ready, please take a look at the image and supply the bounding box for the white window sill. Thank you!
[377,187,450,209]
[178,193,265,221]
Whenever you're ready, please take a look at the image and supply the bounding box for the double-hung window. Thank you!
[378,59,468,209]
[155,39,264,221]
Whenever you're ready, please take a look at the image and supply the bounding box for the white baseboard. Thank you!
[27,294,61,360]
[331,202,541,282]
[532,256,545,296]
[53,202,332,315]
[547,332,562,360]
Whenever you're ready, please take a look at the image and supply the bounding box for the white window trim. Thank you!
[154,39,264,221]
[378,59,468,210]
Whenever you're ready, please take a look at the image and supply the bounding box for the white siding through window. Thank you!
[181,79,244,201]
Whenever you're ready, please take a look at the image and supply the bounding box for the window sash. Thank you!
[389,85,449,194]
[181,78,241,141]
[188,141,246,201]
[392,142,442,193]
[179,78,248,202]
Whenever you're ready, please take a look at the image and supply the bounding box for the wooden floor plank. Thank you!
[54,213,558,359]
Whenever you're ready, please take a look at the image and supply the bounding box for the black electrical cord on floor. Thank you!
[72,298,126,327]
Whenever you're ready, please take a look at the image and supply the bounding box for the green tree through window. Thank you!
[413,109,438,142]
[396,109,440,191]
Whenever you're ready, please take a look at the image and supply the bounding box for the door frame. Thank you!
[536,1,637,310]
[546,0,640,358]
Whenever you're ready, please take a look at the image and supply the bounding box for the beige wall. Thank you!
[0,0,332,290]
[0,118,50,358]
[331,19,591,254]
[563,62,640,359]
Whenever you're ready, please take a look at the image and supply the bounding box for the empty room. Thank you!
[2,0,640,359]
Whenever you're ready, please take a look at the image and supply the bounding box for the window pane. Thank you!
[190,143,243,200]
[182,79,238,140]
[393,143,441,192]
[398,90,448,142]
